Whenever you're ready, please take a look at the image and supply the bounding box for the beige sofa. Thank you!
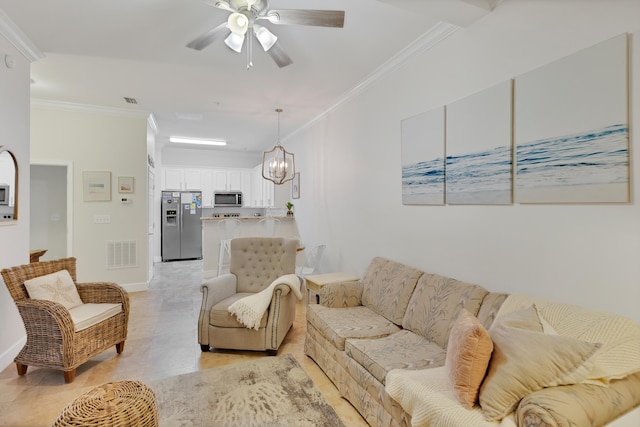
[304,257,640,426]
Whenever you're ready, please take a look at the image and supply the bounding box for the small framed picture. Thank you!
[292,172,300,199]
[83,171,111,202]
[118,176,134,193]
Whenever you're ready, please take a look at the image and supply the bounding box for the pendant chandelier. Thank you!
[262,108,295,185]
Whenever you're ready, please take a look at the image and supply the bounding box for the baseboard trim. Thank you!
[121,281,149,293]
[0,335,25,372]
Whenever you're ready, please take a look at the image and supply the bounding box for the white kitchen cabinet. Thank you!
[183,168,202,190]
[163,168,184,190]
[201,169,214,207]
[213,169,244,192]
[241,171,253,207]
[250,165,275,207]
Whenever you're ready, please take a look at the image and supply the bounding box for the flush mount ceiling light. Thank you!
[187,0,345,69]
[169,137,227,146]
[262,108,295,185]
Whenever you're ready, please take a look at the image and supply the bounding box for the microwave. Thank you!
[214,192,243,207]
[0,184,9,205]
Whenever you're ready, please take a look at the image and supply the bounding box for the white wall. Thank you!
[0,36,31,370]
[288,0,640,323]
[30,106,149,289]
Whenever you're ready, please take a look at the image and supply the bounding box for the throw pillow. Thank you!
[24,270,84,310]
[478,305,601,421]
[445,309,493,409]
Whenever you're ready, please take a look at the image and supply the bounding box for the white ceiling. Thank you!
[0,0,495,154]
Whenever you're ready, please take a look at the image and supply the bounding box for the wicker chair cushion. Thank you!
[24,270,84,309]
[69,303,123,332]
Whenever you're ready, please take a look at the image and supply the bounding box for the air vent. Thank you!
[123,97,138,104]
[107,240,137,269]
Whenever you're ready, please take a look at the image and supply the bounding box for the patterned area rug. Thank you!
[149,353,345,426]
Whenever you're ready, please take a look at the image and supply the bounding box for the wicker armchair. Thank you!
[1,257,130,383]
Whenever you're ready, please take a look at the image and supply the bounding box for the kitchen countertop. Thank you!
[201,216,295,221]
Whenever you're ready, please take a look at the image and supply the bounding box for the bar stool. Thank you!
[217,219,241,276]
[259,218,281,236]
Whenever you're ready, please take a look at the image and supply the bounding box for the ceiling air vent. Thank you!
[123,97,138,104]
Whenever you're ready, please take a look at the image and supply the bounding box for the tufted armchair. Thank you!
[1,257,129,383]
[198,237,301,354]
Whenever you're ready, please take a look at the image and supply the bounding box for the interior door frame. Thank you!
[30,159,74,256]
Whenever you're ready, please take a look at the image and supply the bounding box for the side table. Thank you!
[305,272,359,304]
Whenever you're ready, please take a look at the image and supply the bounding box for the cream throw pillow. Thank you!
[479,305,601,421]
[445,309,494,409]
[24,270,84,310]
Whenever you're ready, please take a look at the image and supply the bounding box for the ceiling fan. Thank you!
[187,0,345,68]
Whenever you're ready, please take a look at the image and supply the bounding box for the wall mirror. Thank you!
[0,147,18,222]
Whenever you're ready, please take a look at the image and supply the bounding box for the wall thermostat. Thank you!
[120,197,132,204]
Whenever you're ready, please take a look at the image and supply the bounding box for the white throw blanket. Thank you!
[228,274,302,330]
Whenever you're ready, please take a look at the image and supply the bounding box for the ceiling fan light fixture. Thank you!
[224,32,245,52]
[169,137,227,146]
[227,12,249,35]
[254,24,277,51]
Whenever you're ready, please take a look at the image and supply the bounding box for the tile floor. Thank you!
[0,260,368,426]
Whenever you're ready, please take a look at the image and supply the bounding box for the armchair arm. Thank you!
[272,276,304,298]
[319,280,363,308]
[15,299,76,364]
[200,274,238,312]
[76,282,129,305]
[516,372,640,427]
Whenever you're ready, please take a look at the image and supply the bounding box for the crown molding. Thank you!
[32,98,150,118]
[0,9,44,62]
[285,22,460,141]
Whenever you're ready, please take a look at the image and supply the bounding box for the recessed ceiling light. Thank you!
[169,136,227,146]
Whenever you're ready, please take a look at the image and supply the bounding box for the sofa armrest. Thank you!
[516,372,640,427]
[319,280,363,308]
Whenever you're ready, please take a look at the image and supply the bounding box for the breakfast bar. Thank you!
[201,216,302,278]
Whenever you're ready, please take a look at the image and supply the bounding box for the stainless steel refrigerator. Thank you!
[161,191,202,261]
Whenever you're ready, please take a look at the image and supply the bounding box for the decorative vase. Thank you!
[287,210,294,217]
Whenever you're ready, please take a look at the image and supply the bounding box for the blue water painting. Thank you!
[445,145,512,204]
[516,124,629,203]
[402,158,445,205]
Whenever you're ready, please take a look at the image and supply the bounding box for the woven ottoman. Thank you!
[53,380,158,427]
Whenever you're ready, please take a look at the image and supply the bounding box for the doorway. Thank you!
[30,161,73,261]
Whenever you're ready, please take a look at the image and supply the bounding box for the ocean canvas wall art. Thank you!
[445,80,513,205]
[401,107,446,205]
[514,33,629,203]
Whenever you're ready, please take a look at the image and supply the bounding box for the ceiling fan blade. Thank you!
[203,0,236,12]
[266,42,293,68]
[265,9,345,28]
[186,22,229,50]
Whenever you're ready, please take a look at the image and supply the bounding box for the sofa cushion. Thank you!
[24,270,84,310]
[211,293,268,329]
[361,257,423,325]
[445,309,494,409]
[402,273,488,349]
[346,330,447,384]
[479,305,601,422]
[306,304,400,351]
